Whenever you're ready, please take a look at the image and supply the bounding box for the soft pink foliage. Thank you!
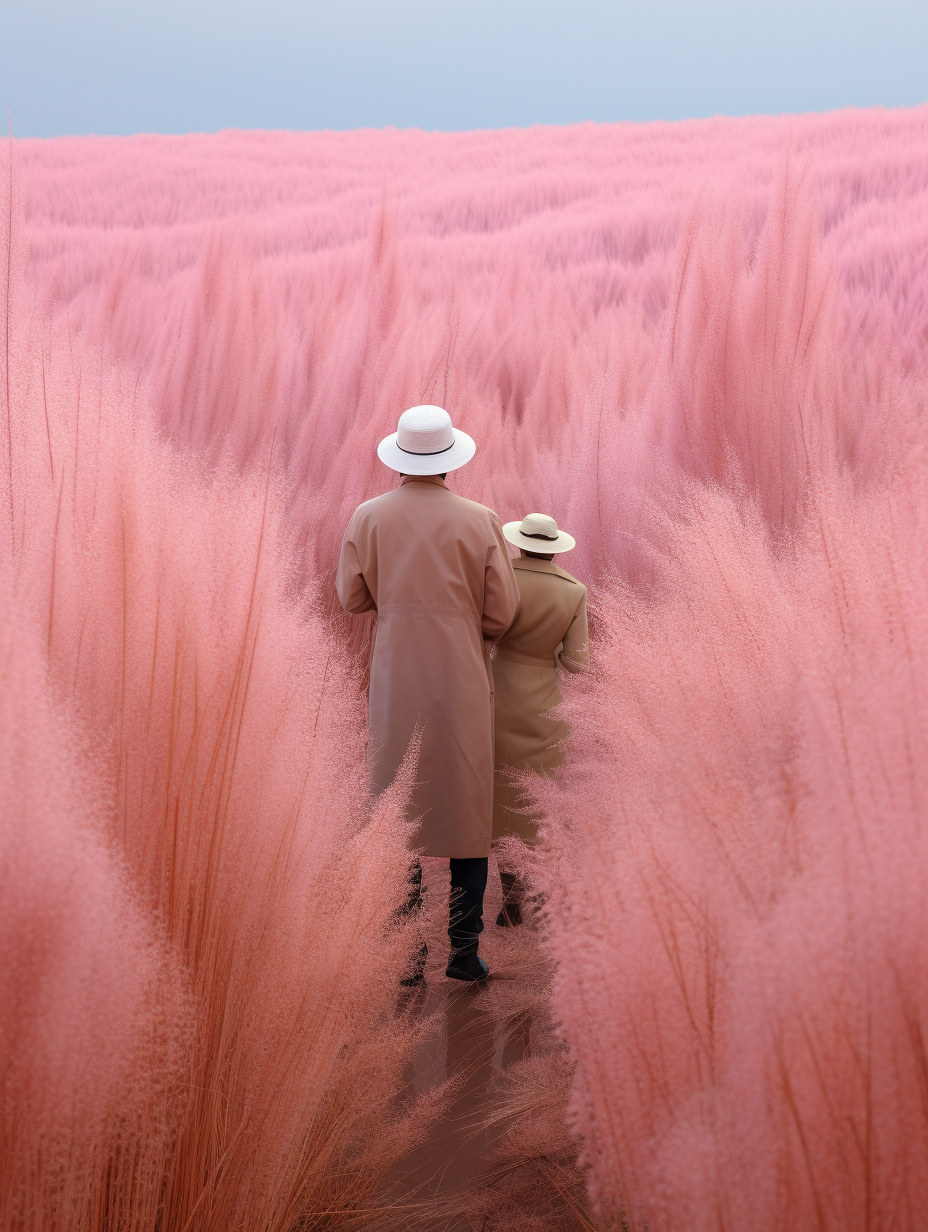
[1,147,422,1230]
[5,105,928,1228]
[0,585,185,1230]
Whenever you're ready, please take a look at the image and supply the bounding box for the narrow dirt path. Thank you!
[380,856,596,1232]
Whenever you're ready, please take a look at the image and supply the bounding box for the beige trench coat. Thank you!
[336,475,521,859]
[492,556,588,844]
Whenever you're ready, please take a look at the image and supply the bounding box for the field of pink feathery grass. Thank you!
[3,104,928,1230]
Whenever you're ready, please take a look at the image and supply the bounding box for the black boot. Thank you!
[446,951,489,982]
[496,871,524,927]
[446,857,490,982]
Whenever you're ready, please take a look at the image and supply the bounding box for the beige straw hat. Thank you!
[503,513,576,554]
[377,405,476,474]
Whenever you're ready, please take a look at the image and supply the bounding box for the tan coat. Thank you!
[336,475,521,859]
[492,557,588,844]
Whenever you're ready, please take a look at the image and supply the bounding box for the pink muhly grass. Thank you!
[0,583,187,1232]
[4,106,928,1229]
[535,465,928,1230]
[531,165,928,1227]
[17,110,928,580]
[1,150,429,1231]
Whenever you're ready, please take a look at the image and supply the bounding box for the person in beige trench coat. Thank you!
[336,405,521,984]
[491,513,588,925]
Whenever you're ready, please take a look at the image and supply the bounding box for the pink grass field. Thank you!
[3,105,928,1229]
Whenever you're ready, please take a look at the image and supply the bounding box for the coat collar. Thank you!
[400,474,448,489]
[513,556,577,583]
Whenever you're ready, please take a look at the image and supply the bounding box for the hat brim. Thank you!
[377,429,476,474]
[503,522,576,554]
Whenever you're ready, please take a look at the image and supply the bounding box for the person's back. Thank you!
[339,475,519,857]
[495,558,588,677]
[342,478,509,622]
[491,514,587,923]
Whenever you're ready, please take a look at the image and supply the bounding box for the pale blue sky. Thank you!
[2,0,926,137]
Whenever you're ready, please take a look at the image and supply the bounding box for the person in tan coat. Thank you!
[336,405,521,984]
[492,513,588,925]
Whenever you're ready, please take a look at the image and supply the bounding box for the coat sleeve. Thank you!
[481,515,521,642]
[336,515,377,614]
[559,588,589,673]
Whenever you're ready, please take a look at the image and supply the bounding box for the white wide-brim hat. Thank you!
[377,405,476,474]
[503,513,576,554]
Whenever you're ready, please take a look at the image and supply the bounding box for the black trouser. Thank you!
[448,856,488,959]
[403,857,489,960]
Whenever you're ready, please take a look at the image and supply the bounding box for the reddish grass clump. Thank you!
[1,148,429,1232]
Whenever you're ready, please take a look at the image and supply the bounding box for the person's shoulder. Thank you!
[344,488,398,528]
[550,563,586,593]
[446,490,502,528]
[355,486,405,514]
[512,558,585,594]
